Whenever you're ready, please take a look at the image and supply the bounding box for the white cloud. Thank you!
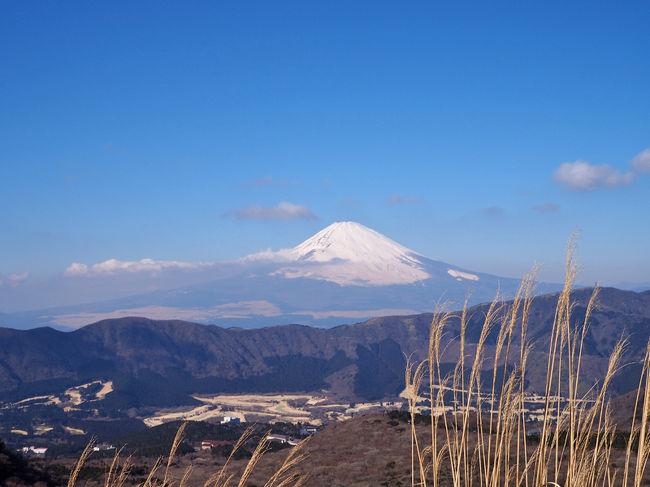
[64,263,89,276]
[8,271,29,281]
[238,247,296,263]
[226,201,317,220]
[239,248,289,262]
[553,160,635,191]
[65,258,214,276]
[632,148,650,173]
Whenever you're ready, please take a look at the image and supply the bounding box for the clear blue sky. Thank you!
[1,0,649,290]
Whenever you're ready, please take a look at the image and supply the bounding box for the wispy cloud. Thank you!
[225,201,317,220]
[632,148,650,173]
[533,202,559,212]
[65,258,214,276]
[251,176,298,186]
[385,194,424,205]
[8,271,29,281]
[0,271,29,287]
[483,206,504,216]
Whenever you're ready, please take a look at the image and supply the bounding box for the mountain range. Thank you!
[2,287,649,409]
[0,222,558,330]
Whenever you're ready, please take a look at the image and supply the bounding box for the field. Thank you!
[144,392,404,426]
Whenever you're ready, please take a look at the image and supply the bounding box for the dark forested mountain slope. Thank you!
[1,288,649,407]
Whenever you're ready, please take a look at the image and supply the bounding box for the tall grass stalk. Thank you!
[408,236,650,486]
[67,423,307,487]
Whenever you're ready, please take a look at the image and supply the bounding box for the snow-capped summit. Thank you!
[245,221,431,286]
[289,221,423,264]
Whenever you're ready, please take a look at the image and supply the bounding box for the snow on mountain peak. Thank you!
[244,221,431,286]
[289,221,422,264]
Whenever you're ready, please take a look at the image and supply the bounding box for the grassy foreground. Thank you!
[67,238,650,487]
[404,236,650,487]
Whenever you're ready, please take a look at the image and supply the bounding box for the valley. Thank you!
[1,284,650,485]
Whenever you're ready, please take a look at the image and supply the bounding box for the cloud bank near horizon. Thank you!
[65,258,214,276]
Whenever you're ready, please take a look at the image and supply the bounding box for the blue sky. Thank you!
[1,0,649,296]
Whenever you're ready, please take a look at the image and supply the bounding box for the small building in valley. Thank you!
[267,434,299,446]
[220,416,241,424]
[19,446,48,456]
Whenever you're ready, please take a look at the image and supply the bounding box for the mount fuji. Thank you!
[1,222,559,330]
[244,221,435,286]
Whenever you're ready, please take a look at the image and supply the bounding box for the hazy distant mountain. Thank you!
[0,222,559,330]
[614,281,650,292]
[1,287,649,410]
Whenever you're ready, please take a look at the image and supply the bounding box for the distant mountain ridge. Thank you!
[1,287,649,410]
[1,222,558,330]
